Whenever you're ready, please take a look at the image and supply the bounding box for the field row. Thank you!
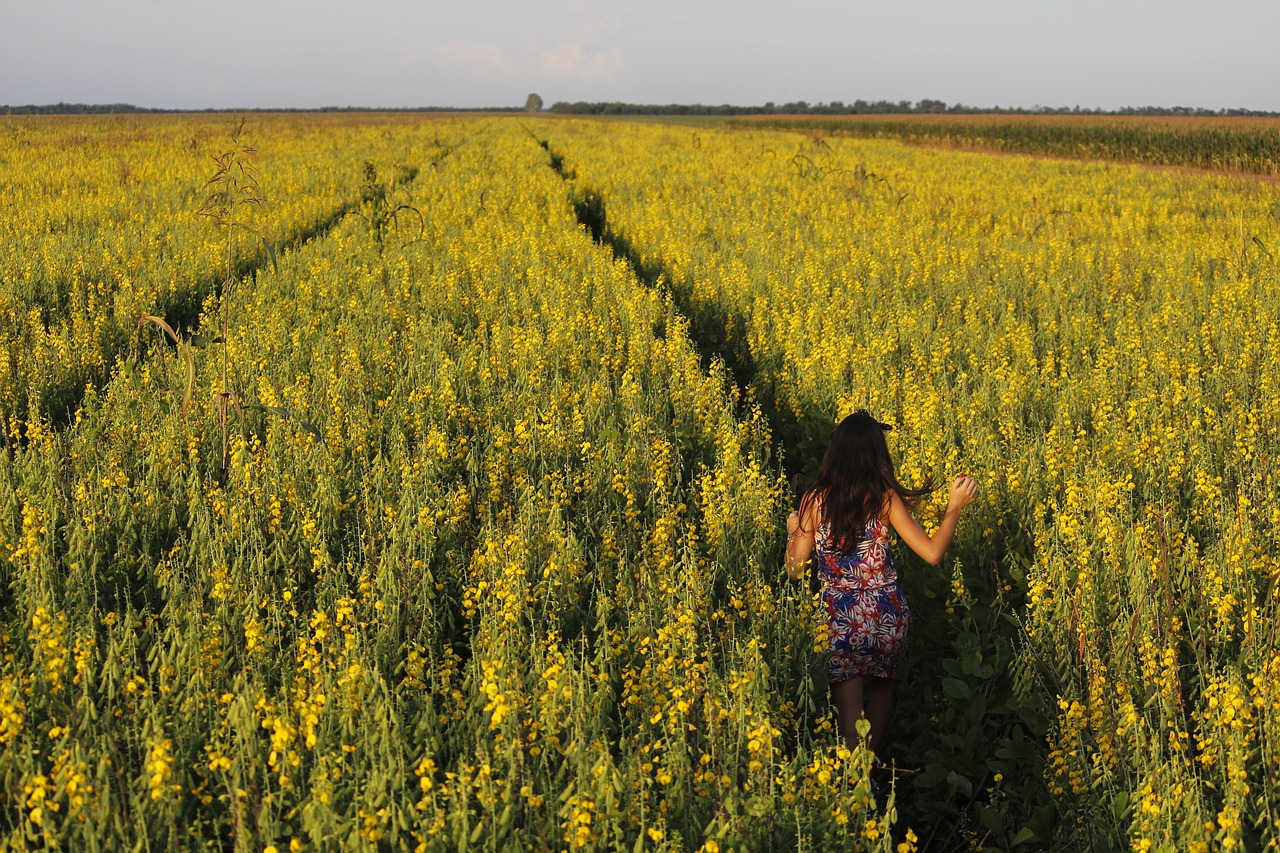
[0,117,898,850]
[538,119,1280,849]
[0,113,450,432]
[3,112,1279,850]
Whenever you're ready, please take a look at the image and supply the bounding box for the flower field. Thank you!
[0,113,453,432]
[1,113,1278,850]
[539,118,1280,849]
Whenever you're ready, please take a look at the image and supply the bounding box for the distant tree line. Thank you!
[1,102,526,115]
[2,103,171,115]
[5,100,1275,117]
[547,100,1277,117]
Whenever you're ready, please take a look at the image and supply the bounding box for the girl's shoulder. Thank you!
[800,489,824,523]
[876,493,895,526]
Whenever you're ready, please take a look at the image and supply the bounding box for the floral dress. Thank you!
[816,516,910,682]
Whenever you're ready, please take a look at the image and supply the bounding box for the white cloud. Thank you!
[430,40,518,78]
[423,35,630,91]
[539,45,630,82]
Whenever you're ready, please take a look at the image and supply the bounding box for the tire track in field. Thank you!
[537,136,828,481]
[36,149,450,434]
[536,135,1053,850]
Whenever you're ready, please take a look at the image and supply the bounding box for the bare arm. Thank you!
[887,476,978,566]
[784,500,819,580]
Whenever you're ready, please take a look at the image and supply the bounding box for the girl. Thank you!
[785,410,977,757]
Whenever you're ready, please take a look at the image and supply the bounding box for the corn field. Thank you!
[731,114,1280,176]
[1,113,1278,851]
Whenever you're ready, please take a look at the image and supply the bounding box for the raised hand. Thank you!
[947,475,978,513]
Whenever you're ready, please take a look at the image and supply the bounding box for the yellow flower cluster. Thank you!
[0,114,445,438]
[538,117,1280,848]
[146,736,179,801]
[0,115,892,849]
[8,111,1275,849]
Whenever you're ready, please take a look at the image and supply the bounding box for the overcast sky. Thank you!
[3,0,1277,112]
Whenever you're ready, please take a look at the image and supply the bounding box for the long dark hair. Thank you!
[799,410,933,551]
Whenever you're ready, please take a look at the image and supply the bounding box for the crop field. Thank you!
[728,113,1280,176]
[0,113,1278,851]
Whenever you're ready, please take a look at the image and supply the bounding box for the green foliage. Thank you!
[0,119,896,852]
[735,116,1280,175]
[5,112,1279,852]
[537,117,1280,850]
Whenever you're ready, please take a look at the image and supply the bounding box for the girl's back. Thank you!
[815,515,898,591]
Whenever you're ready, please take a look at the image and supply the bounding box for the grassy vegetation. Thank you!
[1,115,893,851]
[539,117,1280,849]
[2,112,1278,850]
[729,113,1280,175]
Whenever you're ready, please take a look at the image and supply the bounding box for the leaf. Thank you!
[138,314,179,347]
[1112,790,1130,822]
[245,403,290,418]
[1011,827,1041,846]
[942,677,973,699]
[243,402,320,439]
[1251,235,1273,259]
[978,803,1006,833]
[946,771,973,799]
[189,334,225,349]
[181,342,195,415]
[233,222,279,274]
[394,203,427,239]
